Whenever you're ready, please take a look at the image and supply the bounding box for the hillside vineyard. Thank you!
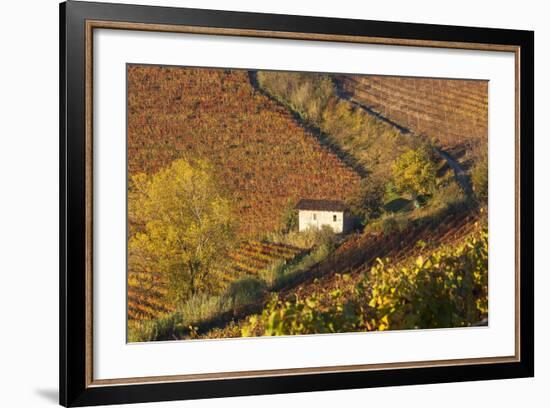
[337,75,488,159]
[126,65,489,341]
[128,66,362,238]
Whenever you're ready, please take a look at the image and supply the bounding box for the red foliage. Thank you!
[128,66,362,239]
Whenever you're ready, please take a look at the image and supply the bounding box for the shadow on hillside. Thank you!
[247,70,369,179]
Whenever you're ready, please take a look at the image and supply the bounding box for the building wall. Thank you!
[298,210,345,233]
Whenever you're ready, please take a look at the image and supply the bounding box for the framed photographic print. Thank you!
[59,1,534,406]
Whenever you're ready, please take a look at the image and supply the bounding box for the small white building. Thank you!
[295,199,348,234]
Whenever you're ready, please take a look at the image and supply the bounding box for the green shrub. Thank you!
[177,277,267,322]
[177,293,227,325]
[270,241,334,290]
[382,217,400,234]
[313,225,338,249]
[263,228,329,250]
[346,177,386,226]
[369,213,410,235]
[224,277,267,307]
[383,197,413,213]
[431,179,467,210]
[128,313,185,342]
[259,260,286,286]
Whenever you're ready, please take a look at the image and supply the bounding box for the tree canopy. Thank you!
[128,159,235,304]
[392,147,437,200]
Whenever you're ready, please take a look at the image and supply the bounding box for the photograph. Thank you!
[0,0,541,406]
[53,1,535,405]
[126,65,489,342]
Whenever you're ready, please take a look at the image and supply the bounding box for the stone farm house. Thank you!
[295,199,349,234]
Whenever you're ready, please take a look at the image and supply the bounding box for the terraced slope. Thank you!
[336,75,488,161]
[128,281,171,321]
[128,66,362,239]
[128,240,305,321]
[288,211,482,298]
[197,209,484,337]
[222,241,305,284]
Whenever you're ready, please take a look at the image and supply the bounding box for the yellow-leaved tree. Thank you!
[392,147,437,204]
[128,158,234,304]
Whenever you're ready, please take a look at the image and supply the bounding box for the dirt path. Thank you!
[436,149,473,196]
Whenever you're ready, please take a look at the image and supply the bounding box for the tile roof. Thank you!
[295,199,347,212]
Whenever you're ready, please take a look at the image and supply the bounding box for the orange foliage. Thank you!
[128,66,361,238]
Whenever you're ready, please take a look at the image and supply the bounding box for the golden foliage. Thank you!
[241,227,488,336]
[392,147,438,198]
[128,158,235,304]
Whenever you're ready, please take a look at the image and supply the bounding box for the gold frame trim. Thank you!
[84,20,521,388]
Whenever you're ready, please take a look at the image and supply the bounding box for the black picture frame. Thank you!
[60,1,534,406]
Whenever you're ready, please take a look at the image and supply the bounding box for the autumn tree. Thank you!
[392,147,437,204]
[346,177,385,227]
[128,159,234,304]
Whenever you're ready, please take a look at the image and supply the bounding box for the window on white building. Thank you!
[333,214,337,222]
[313,213,316,220]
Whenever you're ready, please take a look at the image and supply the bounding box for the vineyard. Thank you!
[128,240,305,321]
[191,206,486,339]
[224,241,304,283]
[241,225,488,336]
[255,71,423,180]
[128,66,361,239]
[126,66,490,341]
[128,281,172,321]
[283,208,483,299]
[336,75,488,162]
[199,210,487,338]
